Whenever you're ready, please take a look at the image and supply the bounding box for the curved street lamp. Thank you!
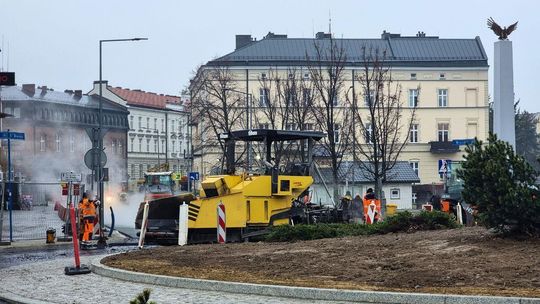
[97,37,147,247]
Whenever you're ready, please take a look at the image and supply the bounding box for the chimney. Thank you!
[315,32,332,39]
[235,35,254,50]
[40,86,48,95]
[381,31,401,40]
[74,90,82,98]
[64,89,73,94]
[264,32,287,39]
[22,84,35,96]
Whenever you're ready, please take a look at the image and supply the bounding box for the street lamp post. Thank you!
[98,38,147,247]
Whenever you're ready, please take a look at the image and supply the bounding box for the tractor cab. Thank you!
[143,171,176,201]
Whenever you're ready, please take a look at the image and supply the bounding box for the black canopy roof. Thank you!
[219,129,326,142]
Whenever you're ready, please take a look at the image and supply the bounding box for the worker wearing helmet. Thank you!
[78,192,96,242]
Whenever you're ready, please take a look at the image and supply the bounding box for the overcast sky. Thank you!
[1,0,538,111]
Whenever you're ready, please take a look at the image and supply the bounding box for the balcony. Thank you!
[429,141,459,154]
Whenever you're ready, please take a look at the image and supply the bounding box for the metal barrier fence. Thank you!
[0,182,79,241]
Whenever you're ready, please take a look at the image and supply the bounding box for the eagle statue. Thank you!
[487,17,518,40]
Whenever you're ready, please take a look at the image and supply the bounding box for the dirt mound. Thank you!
[102,227,540,297]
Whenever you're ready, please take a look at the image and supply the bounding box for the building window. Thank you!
[438,89,448,107]
[303,73,310,80]
[118,140,122,154]
[410,73,417,80]
[439,73,446,79]
[161,140,165,153]
[259,123,269,129]
[390,188,400,199]
[130,138,134,152]
[129,116,133,129]
[261,73,267,79]
[333,124,340,143]
[171,120,175,132]
[112,140,117,154]
[412,192,417,206]
[302,89,311,106]
[410,124,419,143]
[364,90,374,107]
[55,134,61,152]
[138,117,142,129]
[146,117,150,129]
[409,89,418,107]
[154,139,158,152]
[285,123,297,131]
[303,123,313,130]
[69,134,75,153]
[130,164,135,179]
[409,161,419,176]
[154,118,157,130]
[365,123,373,143]
[259,88,269,107]
[332,92,339,106]
[139,164,143,178]
[161,119,165,132]
[171,140,176,152]
[138,138,142,152]
[438,123,449,142]
[40,135,46,152]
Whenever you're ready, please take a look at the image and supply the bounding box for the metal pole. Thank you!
[7,130,12,242]
[97,37,147,244]
[351,69,356,196]
[98,41,104,240]
[246,69,250,171]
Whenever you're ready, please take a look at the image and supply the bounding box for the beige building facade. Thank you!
[190,32,489,202]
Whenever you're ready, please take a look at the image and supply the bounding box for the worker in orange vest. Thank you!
[78,192,96,242]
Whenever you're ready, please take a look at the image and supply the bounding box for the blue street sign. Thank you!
[438,159,452,174]
[452,139,474,146]
[189,172,200,181]
[0,131,25,140]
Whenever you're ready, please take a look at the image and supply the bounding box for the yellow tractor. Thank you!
[135,129,325,243]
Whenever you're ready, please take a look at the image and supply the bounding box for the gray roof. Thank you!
[0,86,127,112]
[211,36,488,68]
[314,161,420,184]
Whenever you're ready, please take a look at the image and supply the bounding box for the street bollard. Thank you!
[217,201,226,244]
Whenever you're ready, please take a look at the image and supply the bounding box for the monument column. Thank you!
[493,40,516,148]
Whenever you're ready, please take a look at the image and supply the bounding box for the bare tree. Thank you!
[307,38,354,201]
[351,48,418,206]
[190,65,245,172]
[252,68,317,167]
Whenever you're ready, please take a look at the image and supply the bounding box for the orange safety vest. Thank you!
[363,198,381,223]
[79,198,96,218]
[441,200,450,212]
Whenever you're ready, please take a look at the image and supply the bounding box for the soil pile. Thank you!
[102,227,540,297]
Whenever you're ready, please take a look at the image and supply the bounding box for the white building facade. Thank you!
[89,81,190,186]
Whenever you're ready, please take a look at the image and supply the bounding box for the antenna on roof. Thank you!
[328,10,332,36]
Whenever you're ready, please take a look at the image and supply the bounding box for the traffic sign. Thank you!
[452,139,475,146]
[84,148,107,170]
[438,159,452,174]
[0,131,25,140]
[0,72,15,86]
[189,172,200,181]
[61,172,82,182]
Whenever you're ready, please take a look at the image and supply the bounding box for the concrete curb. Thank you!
[92,254,540,304]
[0,291,52,304]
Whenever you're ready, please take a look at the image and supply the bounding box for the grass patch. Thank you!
[265,211,458,242]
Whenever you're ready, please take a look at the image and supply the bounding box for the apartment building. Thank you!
[190,31,489,202]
